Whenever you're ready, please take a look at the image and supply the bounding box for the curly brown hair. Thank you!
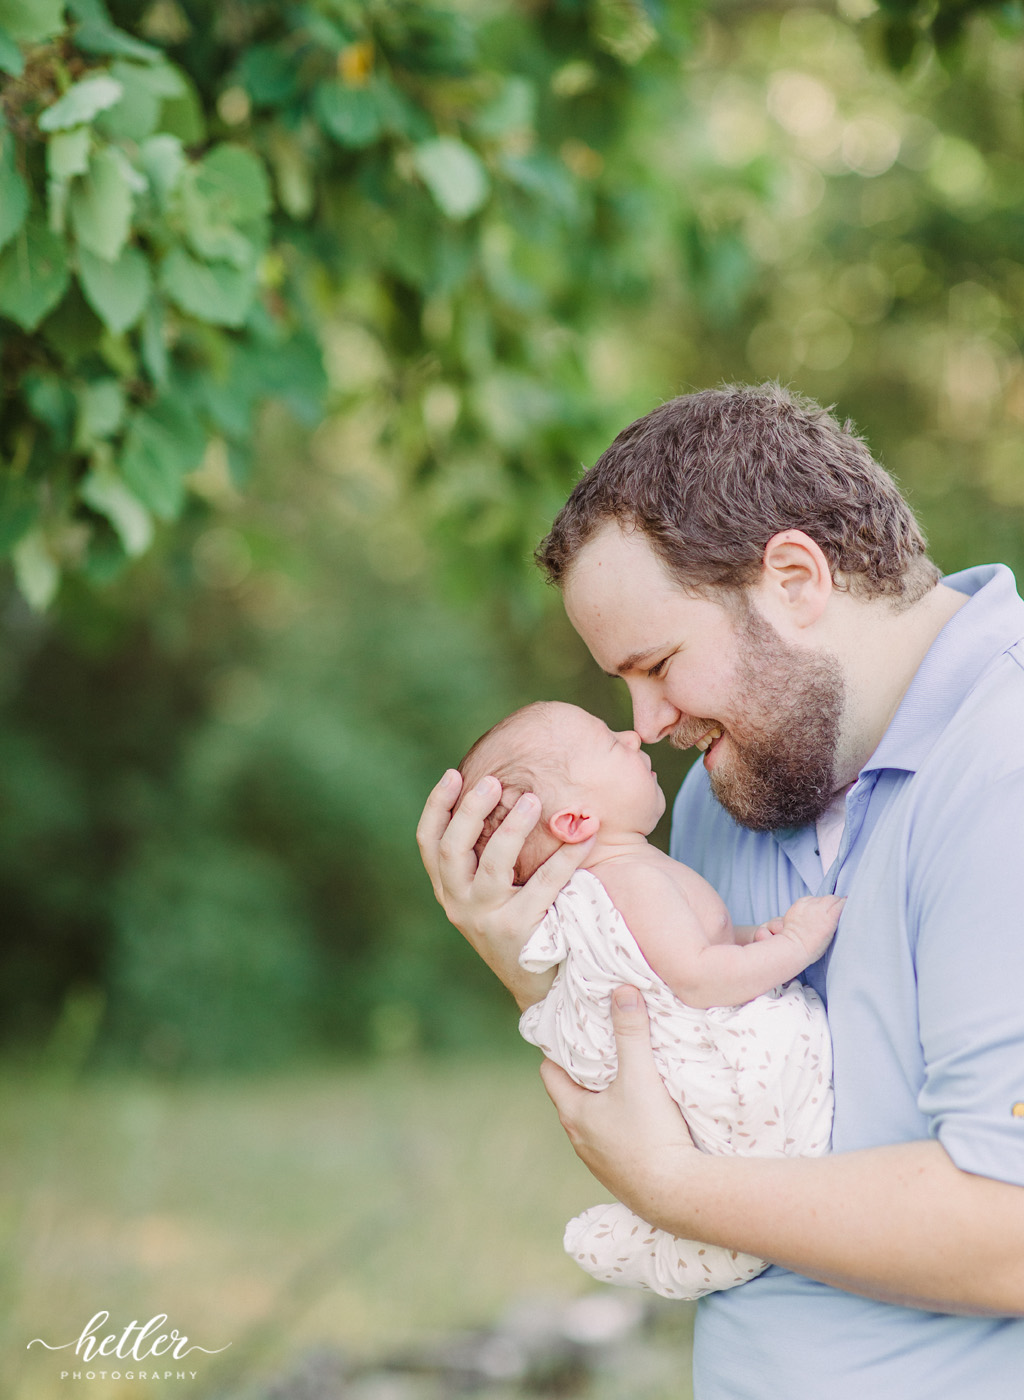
[536,383,940,606]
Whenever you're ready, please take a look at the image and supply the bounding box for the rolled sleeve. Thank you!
[914,770,1024,1186]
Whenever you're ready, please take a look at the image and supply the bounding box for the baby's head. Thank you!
[457,701,665,884]
[458,702,570,885]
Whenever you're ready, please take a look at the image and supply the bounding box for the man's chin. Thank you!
[708,760,835,833]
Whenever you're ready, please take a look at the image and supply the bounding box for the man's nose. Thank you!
[630,689,680,745]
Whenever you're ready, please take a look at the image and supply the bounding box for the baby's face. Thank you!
[531,704,666,837]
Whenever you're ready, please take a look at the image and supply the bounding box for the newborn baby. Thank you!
[458,700,838,1300]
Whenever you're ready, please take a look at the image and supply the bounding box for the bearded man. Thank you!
[417,383,1024,1399]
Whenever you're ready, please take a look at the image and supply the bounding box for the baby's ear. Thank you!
[548,808,600,844]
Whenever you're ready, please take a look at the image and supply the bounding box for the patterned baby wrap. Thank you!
[519,868,833,1299]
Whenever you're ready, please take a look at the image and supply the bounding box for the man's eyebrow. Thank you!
[604,645,670,678]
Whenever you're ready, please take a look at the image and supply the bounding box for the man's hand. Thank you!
[416,768,595,1009]
[539,985,698,1224]
[542,987,1024,1317]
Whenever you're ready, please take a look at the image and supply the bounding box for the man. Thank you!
[417,384,1024,1397]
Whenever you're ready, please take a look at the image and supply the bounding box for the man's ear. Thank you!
[548,808,600,844]
[753,529,832,631]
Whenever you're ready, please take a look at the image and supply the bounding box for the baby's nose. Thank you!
[619,729,642,750]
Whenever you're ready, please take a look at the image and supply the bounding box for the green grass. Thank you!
[3,1052,695,1399]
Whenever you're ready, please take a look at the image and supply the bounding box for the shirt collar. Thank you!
[860,563,1024,777]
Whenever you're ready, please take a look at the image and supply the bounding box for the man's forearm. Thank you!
[543,986,1024,1317]
[637,1139,1024,1316]
[458,924,555,1012]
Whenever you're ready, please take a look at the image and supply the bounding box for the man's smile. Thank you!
[670,720,724,753]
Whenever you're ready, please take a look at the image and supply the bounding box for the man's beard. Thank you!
[672,603,845,832]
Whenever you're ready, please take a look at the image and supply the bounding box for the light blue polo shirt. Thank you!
[669,564,1024,1399]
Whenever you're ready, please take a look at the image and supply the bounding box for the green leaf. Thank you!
[387,194,473,293]
[159,245,255,327]
[80,468,153,555]
[0,219,70,329]
[97,63,162,143]
[139,133,185,209]
[0,0,64,44]
[140,297,167,386]
[375,79,432,141]
[474,76,536,138]
[120,398,206,519]
[75,22,160,61]
[200,375,252,441]
[314,81,382,148]
[0,466,37,554]
[265,332,327,426]
[23,370,75,438]
[500,152,579,217]
[194,143,272,222]
[47,176,69,235]
[70,0,162,62]
[74,376,125,447]
[38,282,103,363]
[47,128,104,237]
[226,327,327,430]
[158,74,206,146]
[12,529,59,610]
[237,45,298,106]
[82,526,129,583]
[38,74,124,132]
[0,24,24,75]
[301,12,347,50]
[97,325,136,377]
[266,128,314,220]
[96,59,186,142]
[77,243,151,332]
[181,144,270,266]
[181,216,252,269]
[69,146,134,261]
[387,5,476,76]
[47,126,91,180]
[0,121,29,252]
[413,138,490,221]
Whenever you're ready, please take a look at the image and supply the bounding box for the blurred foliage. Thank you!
[3,0,1024,1070]
[872,0,1023,70]
[0,433,560,1068]
[0,0,693,606]
[644,3,1024,581]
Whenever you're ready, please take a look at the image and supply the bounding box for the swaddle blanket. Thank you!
[519,868,832,1299]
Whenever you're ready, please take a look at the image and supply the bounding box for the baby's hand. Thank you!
[762,894,845,965]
